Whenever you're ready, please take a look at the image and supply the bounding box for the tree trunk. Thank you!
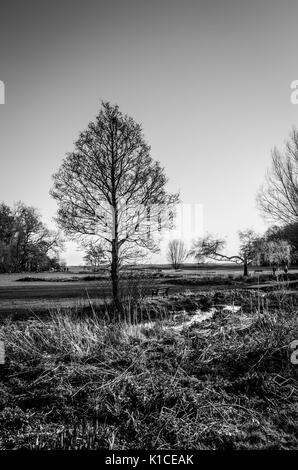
[243,261,248,276]
[110,117,122,312]
[111,237,121,311]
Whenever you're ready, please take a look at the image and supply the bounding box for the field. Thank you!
[0,265,297,450]
[0,264,297,317]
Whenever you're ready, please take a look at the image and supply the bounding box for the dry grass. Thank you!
[0,290,297,450]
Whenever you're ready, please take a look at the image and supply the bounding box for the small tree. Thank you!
[264,223,298,263]
[167,239,188,269]
[189,230,260,276]
[59,259,67,272]
[261,239,292,269]
[51,102,179,309]
[83,242,106,272]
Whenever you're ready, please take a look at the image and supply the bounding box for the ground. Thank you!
[0,266,297,449]
[0,289,297,450]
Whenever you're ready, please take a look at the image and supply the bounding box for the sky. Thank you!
[1,0,298,265]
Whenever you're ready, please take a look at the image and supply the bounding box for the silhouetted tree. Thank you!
[167,239,188,269]
[189,230,261,276]
[51,102,179,309]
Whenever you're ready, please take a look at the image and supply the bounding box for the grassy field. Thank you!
[0,288,297,450]
[0,265,297,316]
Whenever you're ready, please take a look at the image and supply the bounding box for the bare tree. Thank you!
[167,239,188,269]
[83,242,106,272]
[188,234,225,264]
[257,128,298,224]
[51,102,179,309]
[189,230,261,276]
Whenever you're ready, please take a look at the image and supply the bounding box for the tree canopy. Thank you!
[0,202,63,272]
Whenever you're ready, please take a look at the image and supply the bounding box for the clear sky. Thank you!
[1,0,298,264]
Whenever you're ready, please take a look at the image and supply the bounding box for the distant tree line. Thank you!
[188,228,296,276]
[0,202,64,273]
[166,225,297,275]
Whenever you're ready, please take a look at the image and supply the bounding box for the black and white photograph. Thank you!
[0,0,297,460]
